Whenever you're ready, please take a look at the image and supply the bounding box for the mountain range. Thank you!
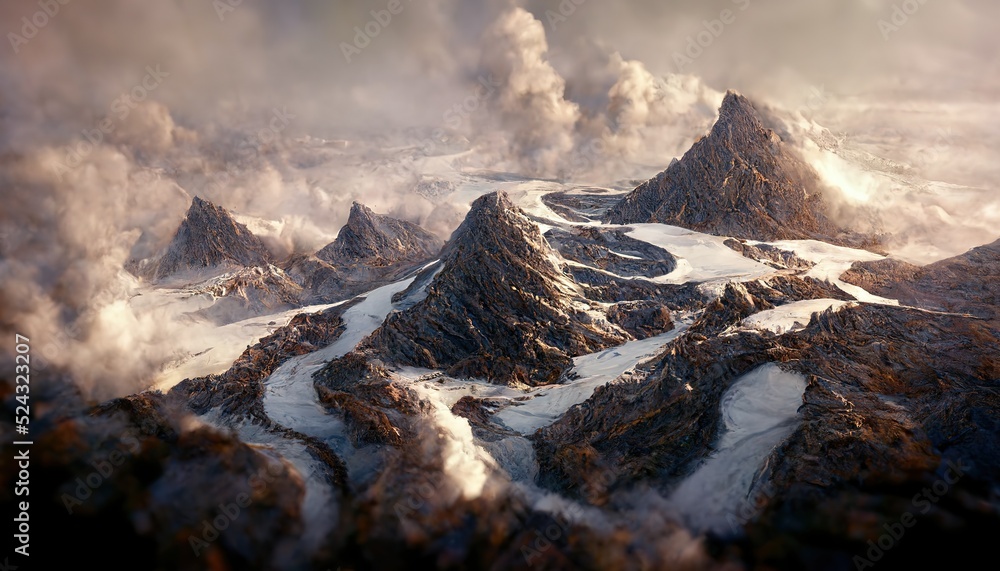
[22,90,1000,571]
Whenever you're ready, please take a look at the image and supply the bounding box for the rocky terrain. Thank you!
[361,191,631,386]
[190,264,305,325]
[11,101,999,571]
[603,91,850,244]
[841,238,1000,321]
[137,196,274,280]
[1,375,313,570]
[544,226,677,278]
[288,202,444,303]
[724,238,815,271]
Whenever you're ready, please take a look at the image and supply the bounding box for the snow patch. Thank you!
[742,299,852,334]
[623,224,774,285]
[668,364,807,534]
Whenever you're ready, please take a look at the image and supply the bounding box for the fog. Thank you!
[1,0,997,397]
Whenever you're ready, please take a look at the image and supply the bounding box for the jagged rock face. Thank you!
[535,300,1000,560]
[316,202,442,269]
[545,226,677,278]
[603,91,841,242]
[841,238,1000,320]
[192,265,304,325]
[172,301,358,423]
[149,196,273,280]
[361,191,629,386]
[607,300,674,339]
[541,189,625,222]
[313,352,425,447]
[724,238,815,271]
[290,202,443,303]
[739,306,1000,569]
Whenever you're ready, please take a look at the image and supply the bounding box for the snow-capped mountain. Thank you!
[288,201,443,304]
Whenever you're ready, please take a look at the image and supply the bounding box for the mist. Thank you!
[1,0,997,398]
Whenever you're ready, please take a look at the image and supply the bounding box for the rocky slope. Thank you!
[190,264,305,325]
[3,376,313,571]
[603,91,846,243]
[361,191,630,386]
[316,201,442,269]
[288,202,443,303]
[142,196,274,280]
[534,296,1000,566]
[841,238,1000,320]
[544,226,677,278]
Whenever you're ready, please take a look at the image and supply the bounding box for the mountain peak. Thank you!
[713,90,767,140]
[151,197,272,280]
[361,190,628,386]
[348,201,374,220]
[316,202,442,268]
[603,90,844,242]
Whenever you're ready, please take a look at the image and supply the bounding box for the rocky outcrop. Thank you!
[313,352,425,447]
[541,189,627,222]
[841,238,1000,320]
[724,238,815,271]
[603,91,847,243]
[191,264,304,325]
[545,226,677,278]
[316,202,442,269]
[289,202,443,303]
[12,377,311,570]
[171,300,359,423]
[143,196,273,280]
[607,300,675,339]
[534,301,1000,567]
[737,306,1000,569]
[361,191,630,386]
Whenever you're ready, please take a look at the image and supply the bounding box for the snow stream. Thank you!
[262,277,417,446]
[668,363,807,535]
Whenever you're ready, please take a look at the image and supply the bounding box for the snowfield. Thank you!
[624,224,775,285]
[668,364,808,534]
[741,298,853,334]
